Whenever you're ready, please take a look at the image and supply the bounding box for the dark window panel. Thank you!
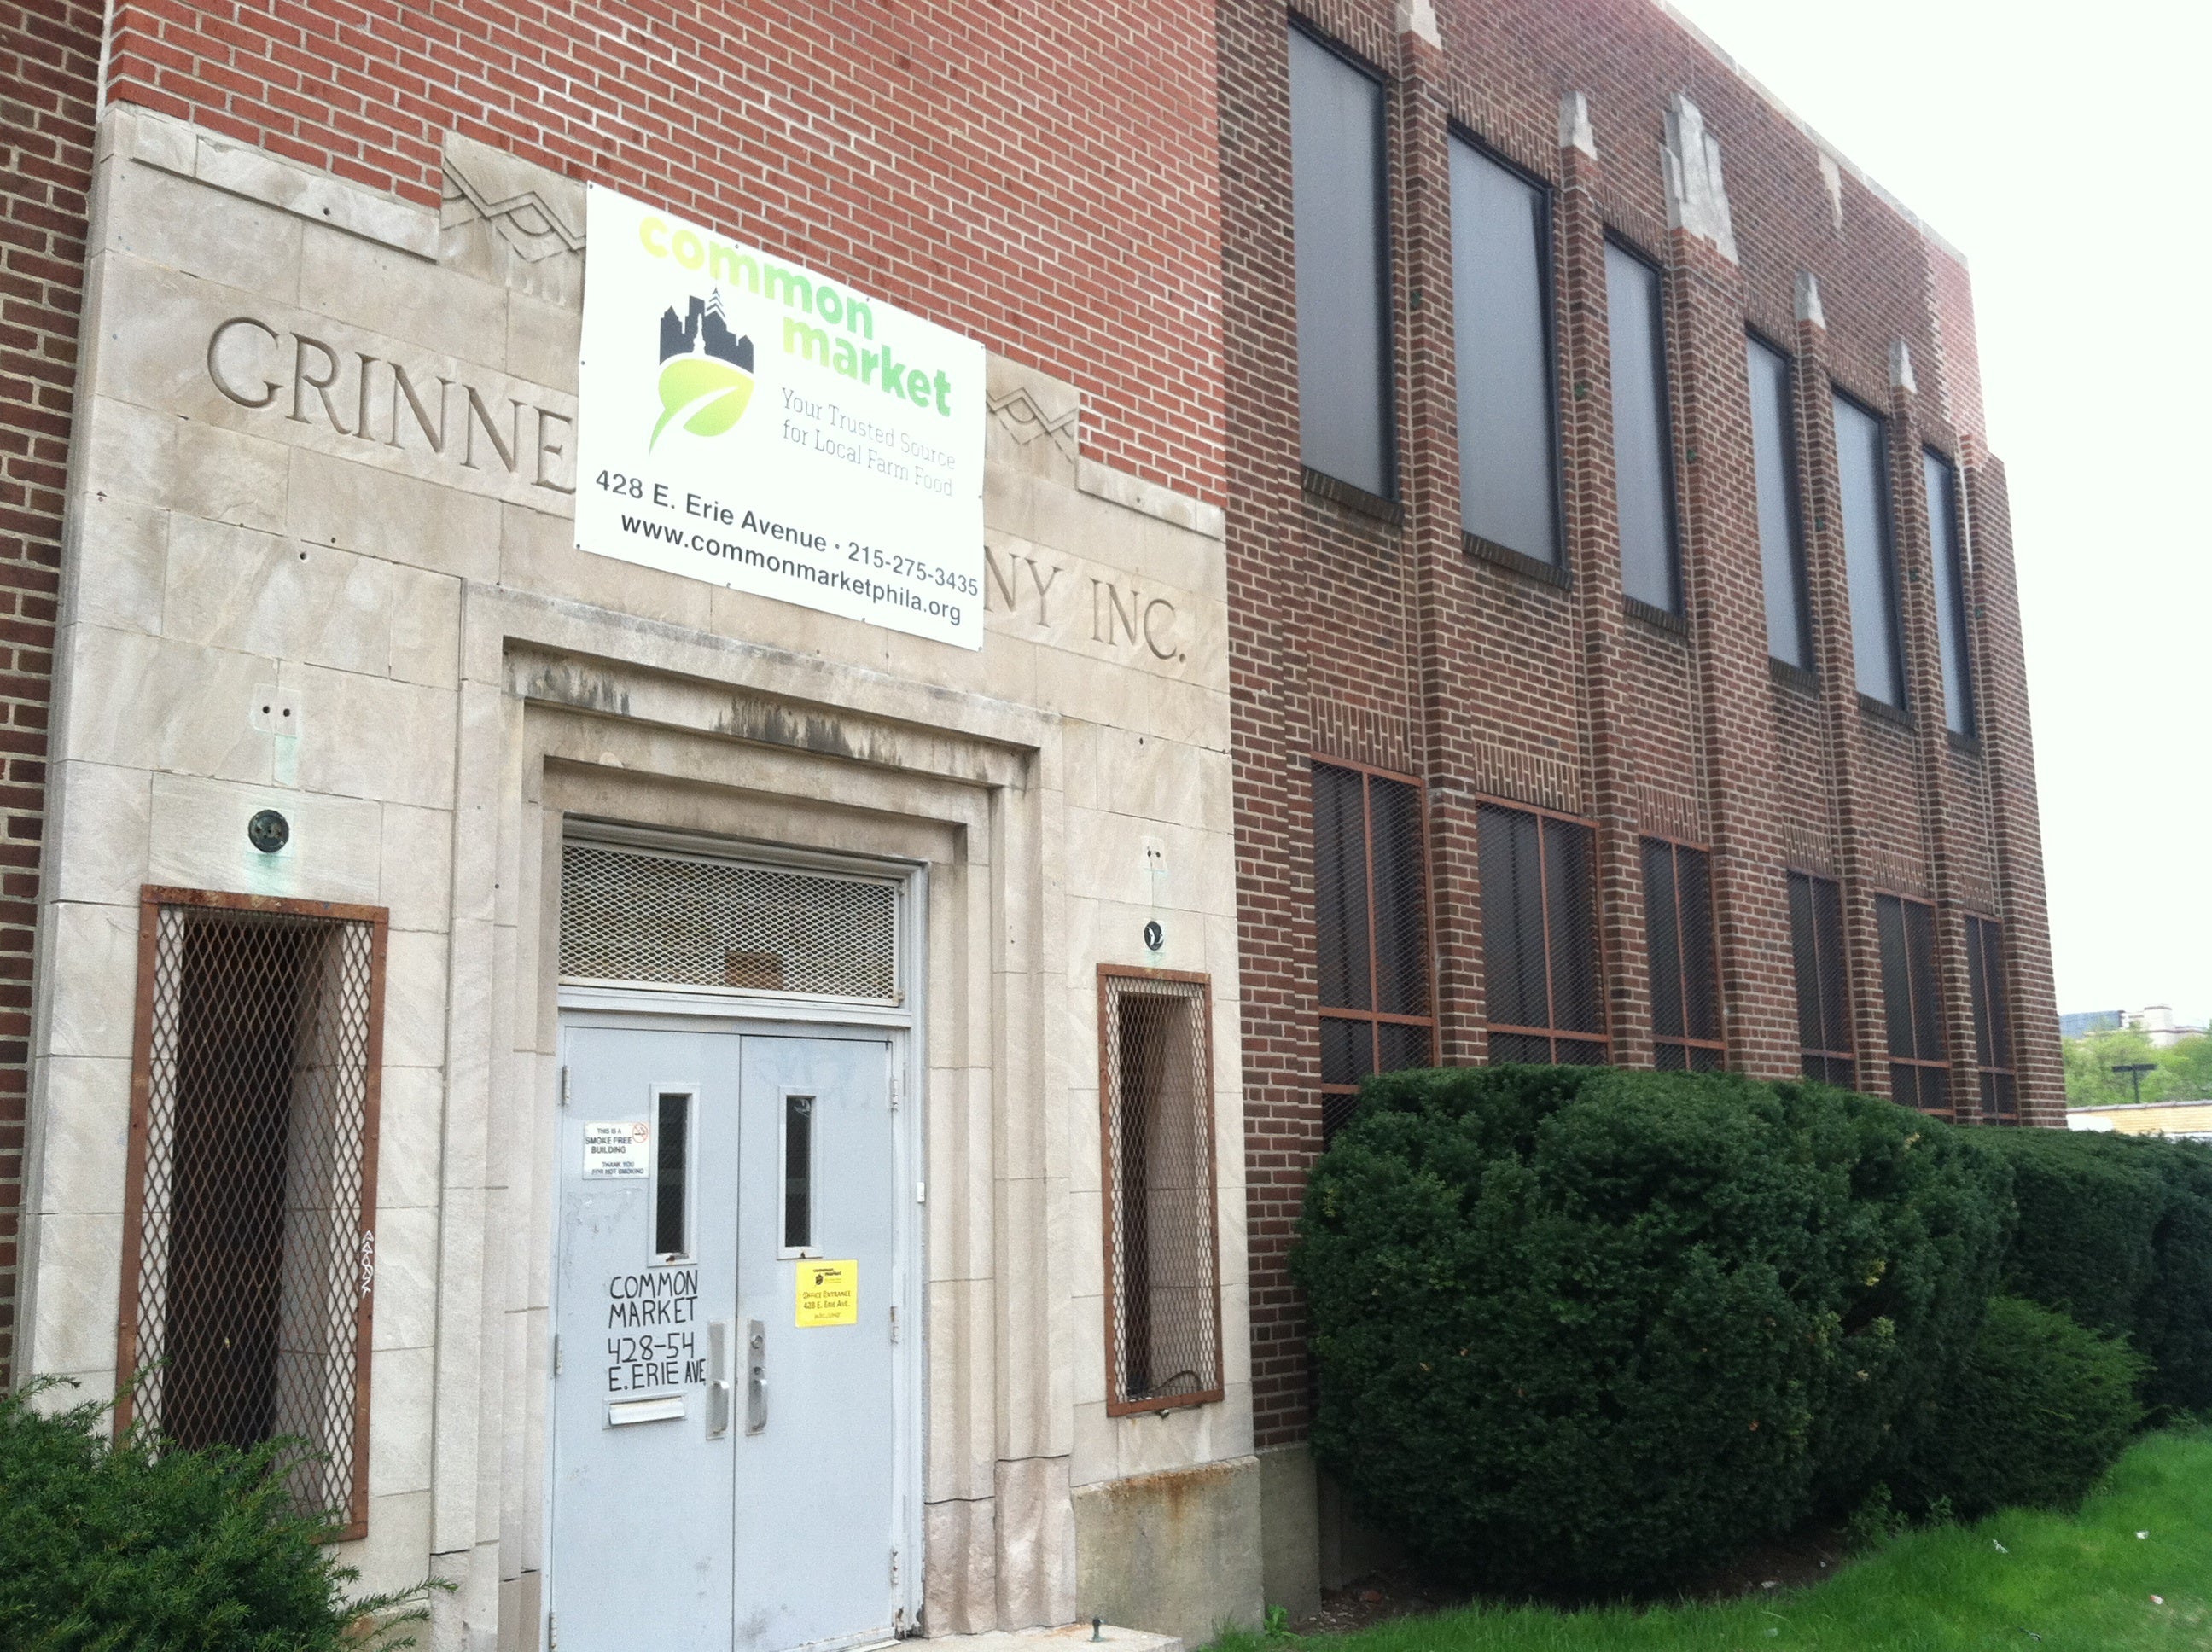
[1877,892,1947,1112]
[1789,870,1853,1079]
[1811,875,1851,1057]
[1376,1019,1432,1073]
[1747,336,1809,668]
[1606,242,1678,612]
[1834,393,1904,707]
[1876,895,1915,1060]
[1676,846,1718,1042]
[1643,839,1683,1040]
[1488,1031,1554,1065]
[1368,776,1429,1016]
[1318,1015,1372,1087]
[1476,804,1547,1030]
[1451,139,1558,563]
[1289,28,1392,497]
[1312,763,1371,1011]
[1924,449,1975,736]
[1903,899,1943,1062]
[1542,817,1602,1034]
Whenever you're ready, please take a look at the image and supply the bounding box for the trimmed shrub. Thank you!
[1982,1128,2212,1416]
[1896,1295,2145,1519]
[0,1381,434,1651]
[1292,1066,2011,1597]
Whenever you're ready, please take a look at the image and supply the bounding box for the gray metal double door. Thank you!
[551,1021,900,1652]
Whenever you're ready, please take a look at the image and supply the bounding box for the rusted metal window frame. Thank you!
[1873,889,1949,1114]
[1311,758,1438,1131]
[114,886,388,1543]
[1639,834,1726,1071]
[1097,964,1223,1418]
[1474,796,1610,1065]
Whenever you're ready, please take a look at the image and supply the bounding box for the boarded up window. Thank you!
[1877,893,1948,1113]
[1965,915,2017,1121]
[1643,840,1721,1070]
[1313,762,1434,1137]
[1477,803,1606,1065]
[115,888,387,1540]
[1789,871,1854,1087]
[1098,969,1220,1415]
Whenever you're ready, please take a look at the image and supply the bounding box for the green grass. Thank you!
[1224,1429,2212,1652]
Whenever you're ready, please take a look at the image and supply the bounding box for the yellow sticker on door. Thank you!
[796,1260,859,1327]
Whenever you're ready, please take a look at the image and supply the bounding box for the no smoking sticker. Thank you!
[582,1121,651,1178]
[796,1260,859,1327]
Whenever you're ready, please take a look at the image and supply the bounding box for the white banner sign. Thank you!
[575,185,985,648]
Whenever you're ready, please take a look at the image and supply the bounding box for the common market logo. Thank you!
[652,292,754,449]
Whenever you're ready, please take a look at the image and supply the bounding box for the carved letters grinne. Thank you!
[981,544,1180,663]
[206,314,576,494]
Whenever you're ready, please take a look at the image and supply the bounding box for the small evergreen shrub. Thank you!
[1982,1129,2212,1416]
[1292,1066,2011,1597]
[1895,1295,2145,1519]
[0,1381,434,1652]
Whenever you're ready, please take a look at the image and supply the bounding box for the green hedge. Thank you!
[1896,1294,2145,1519]
[0,1382,433,1652]
[1292,1066,2011,1596]
[1981,1129,2212,1416]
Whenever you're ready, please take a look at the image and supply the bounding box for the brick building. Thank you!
[3,0,2053,1643]
[1224,0,2058,1603]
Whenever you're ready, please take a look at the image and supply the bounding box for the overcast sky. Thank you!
[1663,0,2211,1026]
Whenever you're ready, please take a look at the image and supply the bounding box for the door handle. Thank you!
[746,1318,767,1434]
[707,1320,731,1440]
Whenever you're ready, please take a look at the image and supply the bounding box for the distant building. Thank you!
[2062,1009,2125,1038]
[2069,1102,2212,1143]
[2128,1005,2207,1049]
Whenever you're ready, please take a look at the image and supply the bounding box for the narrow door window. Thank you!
[114,890,387,1541]
[1643,840,1722,1070]
[1965,915,2016,1120]
[1476,803,1606,1064]
[1876,893,1947,1112]
[1924,449,1975,736]
[1098,969,1221,1414]
[1289,26,1393,499]
[654,1089,693,1261]
[1452,138,1559,564]
[1607,242,1679,614]
[1788,871,1854,1086]
[1748,335,1810,668]
[781,1093,816,1254]
[1834,393,1905,707]
[1313,762,1435,1137]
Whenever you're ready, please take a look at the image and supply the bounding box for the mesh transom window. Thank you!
[115,890,386,1541]
[1099,969,1221,1415]
[561,841,899,1000]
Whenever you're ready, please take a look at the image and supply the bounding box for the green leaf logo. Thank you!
[651,357,754,449]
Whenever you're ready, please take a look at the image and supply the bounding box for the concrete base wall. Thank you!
[1073,1457,1263,1648]
[1254,1445,1318,1620]
[1317,1469,1402,1593]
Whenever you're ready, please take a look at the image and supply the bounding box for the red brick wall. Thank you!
[1223,0,2061,1447]
[102,0,1225,503]
[0,0,95,1389]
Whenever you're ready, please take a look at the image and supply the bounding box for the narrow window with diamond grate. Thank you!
[1965,915,2017,1122]
[1098,968,1221,1416]
[561,841,899,1001]
[1312,761,1435,1139]
[1788,871,1854,1086]
[114,888,387,1541]
[1642,839,1723,1070]
[1476,802,1606,1065]
[1876,893,1948,1114]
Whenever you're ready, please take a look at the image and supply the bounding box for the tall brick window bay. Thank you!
[1312,763,1434,1136]
[114,888,387,1541]
[1476,803,1605,1065]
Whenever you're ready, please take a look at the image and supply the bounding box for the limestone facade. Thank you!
[20,106,1257,1649]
